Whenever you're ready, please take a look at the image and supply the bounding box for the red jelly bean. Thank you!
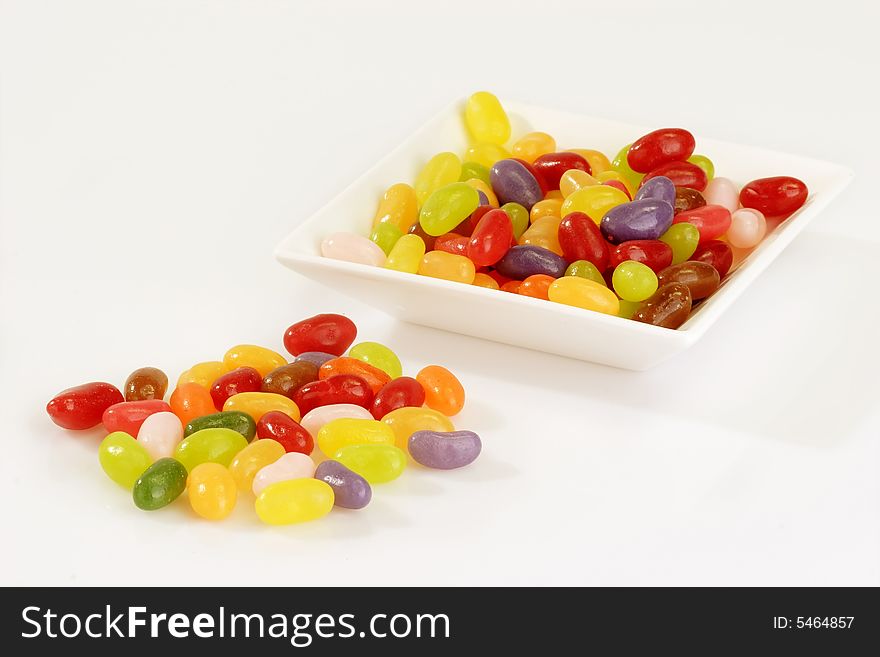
[558,212,609,270]
[102,399,172,436]
[609,240,674,273]
[46,382,124,430]
[434,233,470,256]
[642,161,707,191]
[370,377,426,420]
[486,270,513,287]
[627,128,696,173]
[739,176,808,217]
[256,411,314,454]
[210,366,262,410]
[292,374,374,415]
[532,152,591,190]
[408,222,436,251]
[672,205,732,243]
[603,180,631,199]
[692,240,733,278]
[454,206,491,236]
[467,208,514,267]
[283,313,357,357]
[318,357,390,395]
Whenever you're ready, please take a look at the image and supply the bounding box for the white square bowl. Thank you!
[275,99,853,370]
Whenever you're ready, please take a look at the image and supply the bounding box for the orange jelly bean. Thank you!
[169,383,216,426]
[472,272,500,290]
[518,274,555,300]
[416,365,465,417]
[501,280,522,293]
[529,198,563,224]
[319,357,391,395]
[567,148,612,175]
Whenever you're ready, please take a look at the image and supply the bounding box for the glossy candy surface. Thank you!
[558,212,609,270]
[518,274,555,300]
[560,185,629,223]
[459,161,491,185]
[370,377,425,419]
[321,232,386,266]
[674,187,707,214]
[688,154,714,180]
[174,427,248,472]
[464,142,511,169]
[295,351,337,368]
[284,314,357,357]
[632,282,692,329]
[612,261,659,302]
[692,240,734,277]
[333,444,407,484]
[184,410,256,442]
[568,148,612,175]
[348,342,402,380]
[177,361,228,389]
[223,392,300,423]
[384,233,427,274]
[672,205,732,243]
[464,91,510,145]
[565,260,605,285]
[133,458,187,511]
[434,232,469,256]
[382,406,455,449]
[465,178,499,207]
[496,245,567,279]
[256,411,314,454]
[103,399,172,437]
[319,357,391,395]
[415,152,462,205]
[559,169,599,197]
[47,382,124,430]
[229,439,285,492]
[702,177,738,213]
[727,208,767,248]
[99,431,153,488]
[634,176,675,206]
[317,418,396,457]
[223,344,287,378]
[659,223,700,264]
[252,452,316,495]
[657,261,720,300]
[255,478,334,525]
[314,460,372,509]
[600,199,674,243]
[642,161,708,191]
[188,463,237,520]
[124,368,168,402]
[137,411,184,460]
[370,221,403,255]
[501,202,529,239]
[373,183,419,233]
[261,361,319,400]
[419,183,480,237]
[519,216,562,255]
[169,383,215,427]
[408,430,482,470]
[511,132,556,163]
[293,374,374,415]
[740,176,808,216]
[627,128,696,173]
[490,159,543,210]
[472,273,500,289]
[416,365,465,416]
[532,152,591,190]
[418,251,476,284]
[547,277,620,315]
[210,367,262,410]
[467,208,514,267]
[609,240,673,273]
[611,144,644,193]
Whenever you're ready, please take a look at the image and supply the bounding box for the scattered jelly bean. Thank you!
[565,260,606,285]
[418,251,477,284]
[659,223,700,264]
[559,169,600,197]
[255,478,334,525]
[672,204,732,243]
[293,374,374,415]
[384,233,426,274]
[419,182,480,237]
[370,221,403,255]
[627,128,696,173]
[229,438,286,493]
[600,199,674,243]
[612,261,659,302]
[609,240,673,273]
[174,427,249,472]
[103,399,172,436]
[373,183,419,233]
[99,431,153,489]
[464,91,510,145]
[464,142,511,169]
[529,198,563,224]
[611,144,644,192]
[408,430,482,470]
[674,187,708,215]
[472,272,501,289]
[501,280,522,293]
[532,152,591,190]
[314,460,372,509]
[519,216,563,256]
[642,161,708,191]
[46,382,124,430]
[177,361,229,389]
[261,361,319,400]
[295,351,338,368]
[223,344,287,379]
[382,406,455,449]
[370,377,426,420]
[334,444,407,484]
[252,452,317,495]
[740,176,808,216]
[300,403,374,438]
[701,177,738,213]
[657,261,721,300]
[210,366,263,410]
[284,314,357,357]
[137,411,184,460]
[459,161,491,186]
[727,208,767,249]
[169,383,215,427]
[416,365,465,417]
[547,277,620,315]
[632,282,693,329]
[560,185,629,224]
[415,152,462,205]
[434,232,469,256]
[188,463,237,521]
[319,357,391,395]
[558,211,609,270]
[518,274,555,300]
[511,131,556,163]
[257,411,314,454]
[567,148,612,175]
[184,410,257,442]
[348,342,402,380]
[317,418,396,457]
[490,159,544,210]
[634,176,675,206]
[223,391,301,423]
[692,240,733,277]
[496,245,567,279]
[687,154,714,180]
[321,231,386,266]
[501,202,530,239]
[133,458,188,511]
[124,367,168,402]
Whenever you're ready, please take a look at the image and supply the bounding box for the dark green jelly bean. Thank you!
[132,458,187,510]
[184,410,256,442]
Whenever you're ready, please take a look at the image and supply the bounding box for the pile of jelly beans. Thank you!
[321,91,810,329]
[45,314,480,525]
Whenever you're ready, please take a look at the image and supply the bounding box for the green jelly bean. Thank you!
[173,427,248,472]
[419,182,480,237]
[611,143,644,192]
[348,341,402,379]
[184,411,256,442]
[459,161,491,186]
[565,260,606,285]
[132,458,188,510]
[687,154,714,181]
[660,223,700,265]
[612,261,658,302]
[99,431,152,489]
[333,444,406,484]
[370,221,403,255]
[617,299,641,319]
[501,202,529,239]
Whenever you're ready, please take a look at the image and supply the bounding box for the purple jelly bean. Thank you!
[495,245,567,279]
[314,460,372,509]
[634,176,675,206]
[477,190,490,206]
[408,430,482,470]
[294,351,337,368]
[600,199,674,244]
[490,159,543,210]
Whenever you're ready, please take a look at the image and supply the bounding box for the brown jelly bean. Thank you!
[632,282,693,329]
[656,261,720,300]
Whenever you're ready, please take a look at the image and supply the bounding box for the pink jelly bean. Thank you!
[300,403,374,438]
[726,208,767,249]
[136,411,183,460]
[321,232,386,266]
[702,177,739,213]
[252,452,317,495]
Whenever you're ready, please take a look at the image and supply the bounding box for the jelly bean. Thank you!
[464,91,511,145]
[566,148,612,175]
[174,427,248,472]
[418,251,477,284]
[321,231,386,266]
[455,205,490,236]
[674,187,707,215]
[518,274,555,300]
[419,182,480,237]
[496,245,567,279]
[687,154,714,180]
[177,361,229,389]
[672,205,731,243]
[210,366,263,410]
[223,392,300,423]
[565,260,606,285]
[603,180,632,199]
[408,430,481,470]
[727,208,767,248]
[261,361,319,400]
[532,152,591,190]
[407,222,436,251]
[223,344,286,379]
[317,418,396,458]
[137,411,184,460]
[256,411,313,454]
[169,383,215,426]
[188,463,237,521]
[627,128,696,173]
[692,240,733,277]
[501,202,529,239]
[293,374,374,415]
[373,183,419,233]
[490,159,543,210]
[124,367,168,402]
[601,199,674,243]
[740,176,808,216]
[611,144,644,192]
[558,211,609,270]
[416,365,465,416]
[255,478,334,525]
[370,221,403,255]
[559,169,599,197]
[314,460,371,509]
[702,177,738,213]
[632,282,692,329]
[370,377,425,420]
[459,161,491,186]
[560,185,629,224]
[465,208,513,267]
[642,161,707,191]
[609,240,673,273]
[384,233,426,274]
[415,152,462,205]
[465,178,499,207]
[660,223,700,264]
[612,261,659,302]
[229,438,285,492]
[319,357,391,395]
[103,399,172,436]
[283,313,357,357]
[184,410,257,442]
[547,277,620,315]
[347,342,402,380]
[334,444,406,484]
[634,175,675,206]
[98,431,152,489]
[617,299,641,319]
[501,280,522,293]
[518,216,563,255]
[471,272,500,289]
[511,131,556,163]
[46,382,123,430]
[252,452,316,495]
[295,351,337,368]
[529,198,563,223]
[464,142,511,169]
[300,403,373,438]
[657,261,720,300]
[382,406,455,449]
[545,189,564,200]
[133,458,187,511]
[486,269,513,287]
[434,232,469,256]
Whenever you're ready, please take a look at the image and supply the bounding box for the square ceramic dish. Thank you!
[275,99,853,370]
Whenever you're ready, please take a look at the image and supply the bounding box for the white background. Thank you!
[1,0,878,586]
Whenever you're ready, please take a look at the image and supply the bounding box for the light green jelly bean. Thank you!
[348,341,402,379]
[565,260,606,286]
[173,427,248,472]
[370,221,403,255]
[617,299,641,319]
[611,143,644,192]
[334,444,406,484]
[612,261,658,302]
[660,223,700,264]
[99,431,152,489]
[459,161,491,186]
[501,202,529,239]
[419,183,479,237]
[687,154,714,181]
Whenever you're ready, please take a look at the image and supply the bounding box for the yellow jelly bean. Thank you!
[529,198,563,224]
[544,189,564,201]
[222,344,286,378]
[382,406,454,449]
[317,418,396,457]
[519,216,563,255]
[566,148,612,175]
[596,170,634,195]
[334,444,407,484]
[559,169,600,198]
[464,142,511,169]
[384,233,426,274]
[611,144,644,194]
[223,392,300,423]
[415,152,461,205]
[373,183,419,232]
[255,478,334,525]
[560,185,629,224]
[229,438,286,493]
[177,361,229,389]
[464,91,511,145]
[188,462,237,521]
[472,272,500,290]
[418,251,476,284]
[465,178,499,207]
[511,131,556,163]
[548,276,620,315]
